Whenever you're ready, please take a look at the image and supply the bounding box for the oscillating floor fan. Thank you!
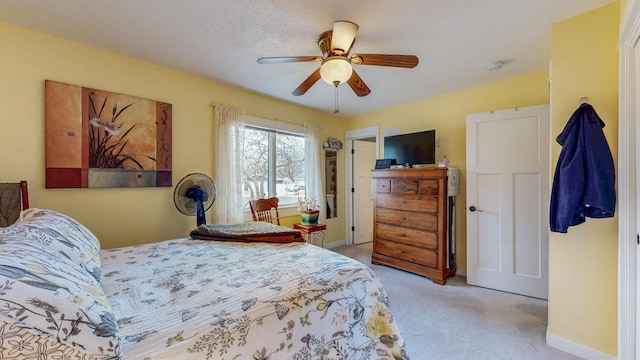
[174,173,216,227]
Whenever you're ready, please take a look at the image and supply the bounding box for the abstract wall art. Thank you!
[45,80,172,188]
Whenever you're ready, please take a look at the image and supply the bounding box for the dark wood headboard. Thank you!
[0,181,29,227]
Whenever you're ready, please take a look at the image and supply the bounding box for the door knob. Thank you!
[469,206,483,212]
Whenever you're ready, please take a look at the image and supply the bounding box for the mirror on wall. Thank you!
[325,150,337,219]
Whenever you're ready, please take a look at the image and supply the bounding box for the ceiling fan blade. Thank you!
[292,68,321,96]
[351,54,419,68]
[331,21,359,54]
[346,69,371,97]
[257,56,323,64]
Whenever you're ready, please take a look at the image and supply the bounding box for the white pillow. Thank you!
[2,208,103,280]
[0,234,121,359]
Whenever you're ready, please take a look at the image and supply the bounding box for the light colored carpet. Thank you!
[332,243,581,360]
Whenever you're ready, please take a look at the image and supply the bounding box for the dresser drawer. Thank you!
[376,194,438,213]
[390,179,419,194]
[374,238,437,268]
[375,179,391,193]
[419,180,439,195]
[375,223,437,249]
[376,208,438,231]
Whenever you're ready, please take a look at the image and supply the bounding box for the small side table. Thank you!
[294,223,327,248]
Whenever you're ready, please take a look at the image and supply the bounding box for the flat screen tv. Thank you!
[384,129,436,167]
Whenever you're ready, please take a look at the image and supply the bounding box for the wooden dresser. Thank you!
[371,168,455,284]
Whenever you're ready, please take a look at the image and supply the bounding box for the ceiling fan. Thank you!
[257,20,419,98]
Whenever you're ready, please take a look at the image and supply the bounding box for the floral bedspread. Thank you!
[100,239,408,360]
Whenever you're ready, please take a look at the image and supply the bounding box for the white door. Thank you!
[353,140,377,244]
[466,104,550,299]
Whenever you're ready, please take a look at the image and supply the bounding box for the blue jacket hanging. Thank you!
[549,103,615,233]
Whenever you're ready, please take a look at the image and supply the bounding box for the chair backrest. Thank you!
[0,181,29,227]
[249,197,280,225]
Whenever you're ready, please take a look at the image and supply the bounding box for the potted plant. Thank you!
[297,196,320,224]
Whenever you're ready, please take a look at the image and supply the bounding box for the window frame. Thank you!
[242,116,304,221]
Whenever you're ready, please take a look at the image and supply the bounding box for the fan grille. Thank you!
[174,173,215,216]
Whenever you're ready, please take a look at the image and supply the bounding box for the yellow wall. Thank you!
[0,21,347,249]
[346,71,550,271]
[548,3,619,356]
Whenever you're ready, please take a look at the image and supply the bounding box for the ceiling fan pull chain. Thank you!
[333,81,340,114]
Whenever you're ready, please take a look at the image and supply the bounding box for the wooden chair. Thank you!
[249,197,280,225]
[0,181,29,227]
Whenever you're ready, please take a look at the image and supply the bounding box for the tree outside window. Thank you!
[241,126,305,207]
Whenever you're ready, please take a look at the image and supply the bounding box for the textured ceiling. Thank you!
[0,0,616,117]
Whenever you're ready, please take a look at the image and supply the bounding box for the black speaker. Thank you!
[375,159,396,169]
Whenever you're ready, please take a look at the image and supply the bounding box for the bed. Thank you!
[0,208,408,359]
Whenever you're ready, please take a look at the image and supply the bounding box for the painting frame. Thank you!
[328,137,339,149]
[45,80,172,188]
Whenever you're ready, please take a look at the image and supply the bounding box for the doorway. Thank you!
[352,139,377,244]
[345,126,379,245]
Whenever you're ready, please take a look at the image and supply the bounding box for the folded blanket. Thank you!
[190,222,304,243]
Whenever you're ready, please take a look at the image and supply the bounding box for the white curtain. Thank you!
[213,104,245,224]
[304,122,325,223]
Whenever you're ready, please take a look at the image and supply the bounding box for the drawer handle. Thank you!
[401,233,406,237]
[402,217,407,221]
[402,200,407,204]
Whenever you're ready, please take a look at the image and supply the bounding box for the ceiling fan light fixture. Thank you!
[320,57,353,85]
[331,20,359,54]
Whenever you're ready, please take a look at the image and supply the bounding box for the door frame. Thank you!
[345,126,379,246]
[618,1,640,358]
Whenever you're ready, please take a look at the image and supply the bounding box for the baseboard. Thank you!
[546,328,616,360]
[455,268,467,277]
[324,239,346,249]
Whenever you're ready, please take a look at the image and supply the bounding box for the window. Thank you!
[241,119,306,209]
